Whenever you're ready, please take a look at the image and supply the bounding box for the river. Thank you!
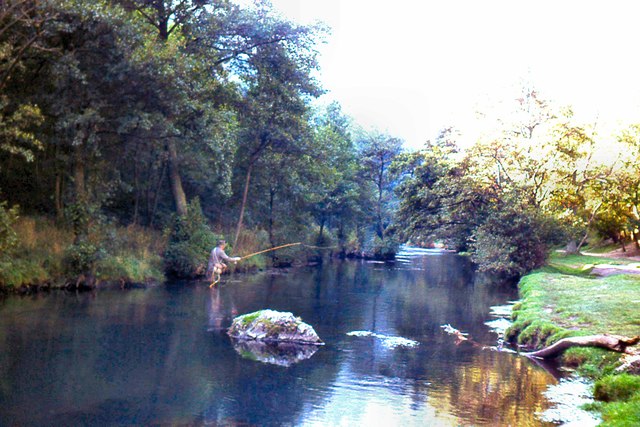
[0,248,570,426]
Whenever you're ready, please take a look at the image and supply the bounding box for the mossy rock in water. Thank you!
[228,309,324,345]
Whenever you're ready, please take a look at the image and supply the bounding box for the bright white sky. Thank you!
[266,0,640,150]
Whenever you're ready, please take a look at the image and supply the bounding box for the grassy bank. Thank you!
[0,216,166,291]
[506,251,640,425]
[0,215,322,291]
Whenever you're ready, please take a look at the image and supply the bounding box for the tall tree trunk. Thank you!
[376,159,384,239]
[72,143,88,241]
[55,171,63,222]
[318,218,325,244]
[268,187,275,247]
[149,156,167,228]
[167,140,187,216]
[576,201,602,252]
[74,144,86,203]
[132,145,140,225]
[54,141,64,221]
[234,161,254,250]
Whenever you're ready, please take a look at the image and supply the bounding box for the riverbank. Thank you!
[0,214,392,294]
[506,251,640,425]
[0,216,167,293]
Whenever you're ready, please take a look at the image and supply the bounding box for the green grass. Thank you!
[0,216,72,287]
[510,254,640,345]
[600,400,640,427]
[549,251,636,268]
[236,310,263,326]
[595,374,640,402]
[579,239,625,254]
[0,216,165,288]
[509,264,640,343]
[509,252,640,426]
[594,374,640,426]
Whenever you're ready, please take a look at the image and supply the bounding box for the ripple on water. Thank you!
[346,331,420,349]
[538,376,600,426]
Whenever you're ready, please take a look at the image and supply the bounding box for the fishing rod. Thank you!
[240,242,303,260]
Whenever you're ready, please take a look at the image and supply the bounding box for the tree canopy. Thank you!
[0,0,400,280]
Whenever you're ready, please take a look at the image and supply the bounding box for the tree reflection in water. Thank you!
[0,253,562,426]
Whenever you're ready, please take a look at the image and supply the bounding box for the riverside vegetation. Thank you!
[1,0,403,290]
[3,1,640,424]
[506,250,640,426]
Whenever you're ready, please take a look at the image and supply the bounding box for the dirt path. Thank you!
[582,248,640,276]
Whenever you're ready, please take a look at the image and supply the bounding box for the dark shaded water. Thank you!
[0,249,559,426]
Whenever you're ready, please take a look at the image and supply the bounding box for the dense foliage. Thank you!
[393,88,640,277]
[164,198,219,278]
[4,2,640,283]
[0,0,401,285]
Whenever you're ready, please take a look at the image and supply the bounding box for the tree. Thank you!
[612,124,640,250]
[357,130,402,240]
[470,198,558,278]
[394,119,570,276]
[230,7,324,249]
[470,86,606,252]
[306,102,363,250]
[116,0,235,217]
[393,128,490,250]
[0,0,50,163]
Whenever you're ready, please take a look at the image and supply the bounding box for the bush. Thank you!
[372,235,400,260]
[471,202,564,278]
[164,198,220,278]
[94,225,165,283]
[0,201,19,256]
[0,203,51,287]
[596,374,640,426]
[600,399,640,426]
[62,238,105,276]
[595,374,640,402]
[0,211,165,287]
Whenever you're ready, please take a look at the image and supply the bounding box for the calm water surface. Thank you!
[0,249,560,426]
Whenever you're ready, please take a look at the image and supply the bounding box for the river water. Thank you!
[0,248,567,426]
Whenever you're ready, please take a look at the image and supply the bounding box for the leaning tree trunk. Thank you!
[234,161,254,250]
[442,325,640,360]
[167,140,188,217]
[524,334,640,359]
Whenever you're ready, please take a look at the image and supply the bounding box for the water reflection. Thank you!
[0,252,558,426]
[231,339,321,367]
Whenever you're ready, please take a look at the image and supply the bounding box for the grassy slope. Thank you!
[0,217,165,289]
[508,251,640,426]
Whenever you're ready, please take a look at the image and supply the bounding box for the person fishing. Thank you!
[206,239,240,287]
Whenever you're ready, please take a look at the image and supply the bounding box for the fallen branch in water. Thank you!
[440,324,639,360]
[440,324,470,345]
[523,334,640,359]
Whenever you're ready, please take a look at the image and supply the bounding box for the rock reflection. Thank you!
[230,338,320,367]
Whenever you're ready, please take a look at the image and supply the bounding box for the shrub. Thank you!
[164,198,220,278]
[600,399,640,426]
[372,234,400,260]
[94,225,165,283]
[0,215,74,287]
[0,201,19,256]
[62,238,106,276]
[471,202,565,278]
[595,374,640,402]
